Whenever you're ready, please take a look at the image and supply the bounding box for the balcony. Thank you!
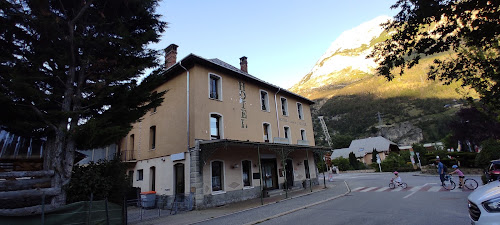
[119,150,136,162]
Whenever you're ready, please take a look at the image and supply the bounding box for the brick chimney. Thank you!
[240,56,248,73]
[165,44,178,68]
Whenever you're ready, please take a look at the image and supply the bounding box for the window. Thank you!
[242,160,252,187]
[149,126,156,149]
[260,90,269,111]
[137,169,143,181]
[280,97,288,116]
[211,161,224,191]
[300,129,306,141]
[263,123,271,142]
[297,103,304,120]
[210,114,222,140]
[129,134,134,150]
[284,126,291,143]
[304,160,310,179]
[209,74,222,100]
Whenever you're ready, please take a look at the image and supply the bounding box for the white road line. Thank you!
[409,186,423,192]
[351,187,365,192]
[450,188,462,192]
[428,186,442,192]
[376,187,390,192]
[360,187,378,192]
[391,187,403,192]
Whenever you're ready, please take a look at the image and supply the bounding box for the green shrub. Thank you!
[475,139,500,168]
[331,157,350,171]
[65,159,130,204]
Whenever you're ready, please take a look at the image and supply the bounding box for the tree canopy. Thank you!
[370,0,500,119]
[0,0,167,207]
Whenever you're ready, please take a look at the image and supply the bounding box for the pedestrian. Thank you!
[449,165,465,188]
[436,157,445,186]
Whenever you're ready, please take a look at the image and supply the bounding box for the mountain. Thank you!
[290,16,474,146]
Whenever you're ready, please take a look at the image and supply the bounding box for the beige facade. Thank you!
[119,45,326,208]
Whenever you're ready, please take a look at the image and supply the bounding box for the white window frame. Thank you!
[209,112,224,140]
[149,126,156,150]
[297,102,304,120]
[284,126,291,143]
[262,122,272,143]
[208,73,223,101]
[241,160,253,189]
[210,160,226,194]
[280,97,288,116]
[137,169,143,181]
[300,129,306,141]
[260,90,270,112]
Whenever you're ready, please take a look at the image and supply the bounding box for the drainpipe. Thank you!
[274,88,281,137]
[179,61,190,151]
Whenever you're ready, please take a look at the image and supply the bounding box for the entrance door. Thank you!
[261,159,278,190]
[285,159,294,189]
[174,163,185,195]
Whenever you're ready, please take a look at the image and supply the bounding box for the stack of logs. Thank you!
[0,158,60,216]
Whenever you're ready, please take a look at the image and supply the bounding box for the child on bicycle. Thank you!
[391,171,402,185]
[449,165,465,188]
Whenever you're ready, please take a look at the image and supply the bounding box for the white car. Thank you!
[468,180,500,225]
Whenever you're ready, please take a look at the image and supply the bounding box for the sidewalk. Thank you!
[133,180,346,225]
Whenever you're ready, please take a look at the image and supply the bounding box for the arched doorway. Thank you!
[174,163,185,195]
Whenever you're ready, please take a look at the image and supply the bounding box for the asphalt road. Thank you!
[198,172,480,225]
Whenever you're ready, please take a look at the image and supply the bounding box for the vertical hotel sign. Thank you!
[239,81,248,128]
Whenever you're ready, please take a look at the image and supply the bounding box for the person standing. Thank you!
[436,157,445,186]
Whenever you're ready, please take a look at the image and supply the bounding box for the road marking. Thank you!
[391,187,403,192]
[450,188,462,192]
[408,186,423,192]
[351,187,365,192]
[360,187,378,192]
[375,187,390,192]
[428,186,442,192]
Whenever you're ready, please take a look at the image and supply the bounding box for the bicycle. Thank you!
[444,174,479,190]
[389,179,407,189]
[442,174,456,190]
[463,177,479,190]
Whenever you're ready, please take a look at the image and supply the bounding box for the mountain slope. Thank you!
[290,16,475,146]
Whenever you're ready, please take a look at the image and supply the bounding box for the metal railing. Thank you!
[119,150,136,162]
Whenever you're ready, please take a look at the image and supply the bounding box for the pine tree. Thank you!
[348,152,358,170]
[0,0,167,208]
[371,148,378,163]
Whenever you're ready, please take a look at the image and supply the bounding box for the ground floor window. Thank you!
[242,160,252,187]
[212,161,224,191]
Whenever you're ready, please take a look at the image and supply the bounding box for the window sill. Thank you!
[243,186,254,190]
[211,191,226,195]
[150,148,156,151]
[261,110,271,113]
[209,97,223,102]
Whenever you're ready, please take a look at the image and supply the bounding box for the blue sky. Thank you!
[151,0,397,88]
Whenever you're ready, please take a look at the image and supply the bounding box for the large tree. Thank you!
[0,0,167,208]
[370,0,500,119]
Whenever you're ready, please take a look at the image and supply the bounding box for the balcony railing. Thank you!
[119,150,136,162]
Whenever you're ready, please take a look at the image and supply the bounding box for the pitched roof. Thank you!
[163,54,314,104]
[331,136,398,159]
